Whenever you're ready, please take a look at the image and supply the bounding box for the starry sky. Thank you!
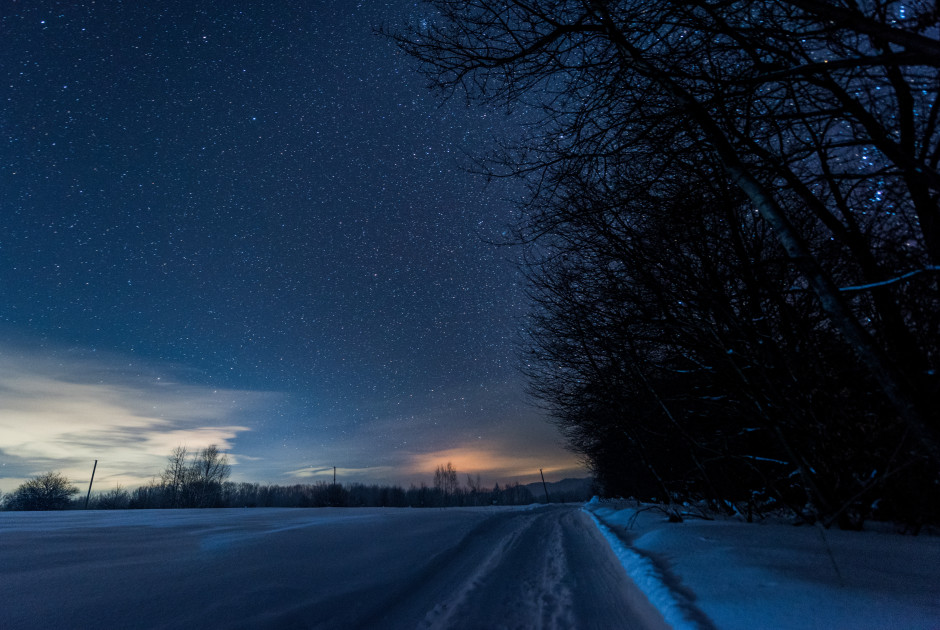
[0,1,585,493]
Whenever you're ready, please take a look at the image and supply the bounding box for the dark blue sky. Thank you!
[0,1,583,489]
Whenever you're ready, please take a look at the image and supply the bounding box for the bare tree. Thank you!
[434,462,460,497]
[4,471,79,511]
[92,485,131,510]
[161,445,189,508]
[394,0,940,524]
[159,444,231,508]
[188,445,231,508]
[466,473,483,495]
[394,0,939,463]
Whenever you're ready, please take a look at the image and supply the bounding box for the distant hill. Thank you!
[524,477,594,503]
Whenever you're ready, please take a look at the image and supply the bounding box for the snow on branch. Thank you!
[838,266,940,292]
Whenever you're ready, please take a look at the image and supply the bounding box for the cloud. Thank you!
[0,344,270,492]
[283,465,398,481]
[279,446,584,488]
[0,340,588,494]
[407,444,584,484]
[255,379,588,487]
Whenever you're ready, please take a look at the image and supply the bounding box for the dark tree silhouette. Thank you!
[434,462,460,497]
[161,445,189,508]
[189,445,231,508]
[5,471,79,511]
[159,444,231,508]
[394,0,939,525]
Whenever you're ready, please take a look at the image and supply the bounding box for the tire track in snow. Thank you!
[0,505,672,629]
[418,510,547,629]
[410,506,668,630]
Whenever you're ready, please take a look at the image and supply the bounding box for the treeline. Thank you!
[2,460,537,511]
[396,1,940,529]
[101,478,534,510]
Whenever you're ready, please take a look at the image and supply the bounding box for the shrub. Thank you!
[5,471,79,511]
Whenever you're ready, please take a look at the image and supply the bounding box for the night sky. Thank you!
[0,1,584,492]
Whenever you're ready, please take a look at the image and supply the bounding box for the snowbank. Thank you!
[585,500,940,629]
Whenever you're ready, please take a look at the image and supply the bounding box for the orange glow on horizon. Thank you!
[408,446,583,483]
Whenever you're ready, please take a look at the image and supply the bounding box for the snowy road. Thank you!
[1,505,667,629]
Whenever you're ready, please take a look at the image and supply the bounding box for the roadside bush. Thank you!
[5,471,79,511]
[91,486,131,510]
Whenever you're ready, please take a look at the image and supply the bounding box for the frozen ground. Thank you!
[586,500,940,630]
[0,504,666,630]
[3,503,939,629]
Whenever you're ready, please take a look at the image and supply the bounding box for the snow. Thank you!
[0,505,666,630]
[585,500,940,630]
[3,503,939,629]
[584,509,704,630]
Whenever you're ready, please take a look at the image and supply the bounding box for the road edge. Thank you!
[582,506,710,630]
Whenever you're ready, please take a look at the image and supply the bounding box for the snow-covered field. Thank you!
[586,500,940,630]
[2,503,938,629]
[0,504,664,630]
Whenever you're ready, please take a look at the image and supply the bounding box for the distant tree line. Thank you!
[1,457,539,511]
[123,476,534,510]
[395,1,940,528]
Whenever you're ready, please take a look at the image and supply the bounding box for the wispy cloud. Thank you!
[0,341,587,494]
[283,465,399,481]
[0,344,269,492]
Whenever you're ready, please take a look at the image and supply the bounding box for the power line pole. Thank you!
[84,460,97,509]
[540,468,550,503]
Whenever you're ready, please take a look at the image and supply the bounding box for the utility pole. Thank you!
[539,468,550,503]
[333,466,336,485]
[84,460,97,509]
